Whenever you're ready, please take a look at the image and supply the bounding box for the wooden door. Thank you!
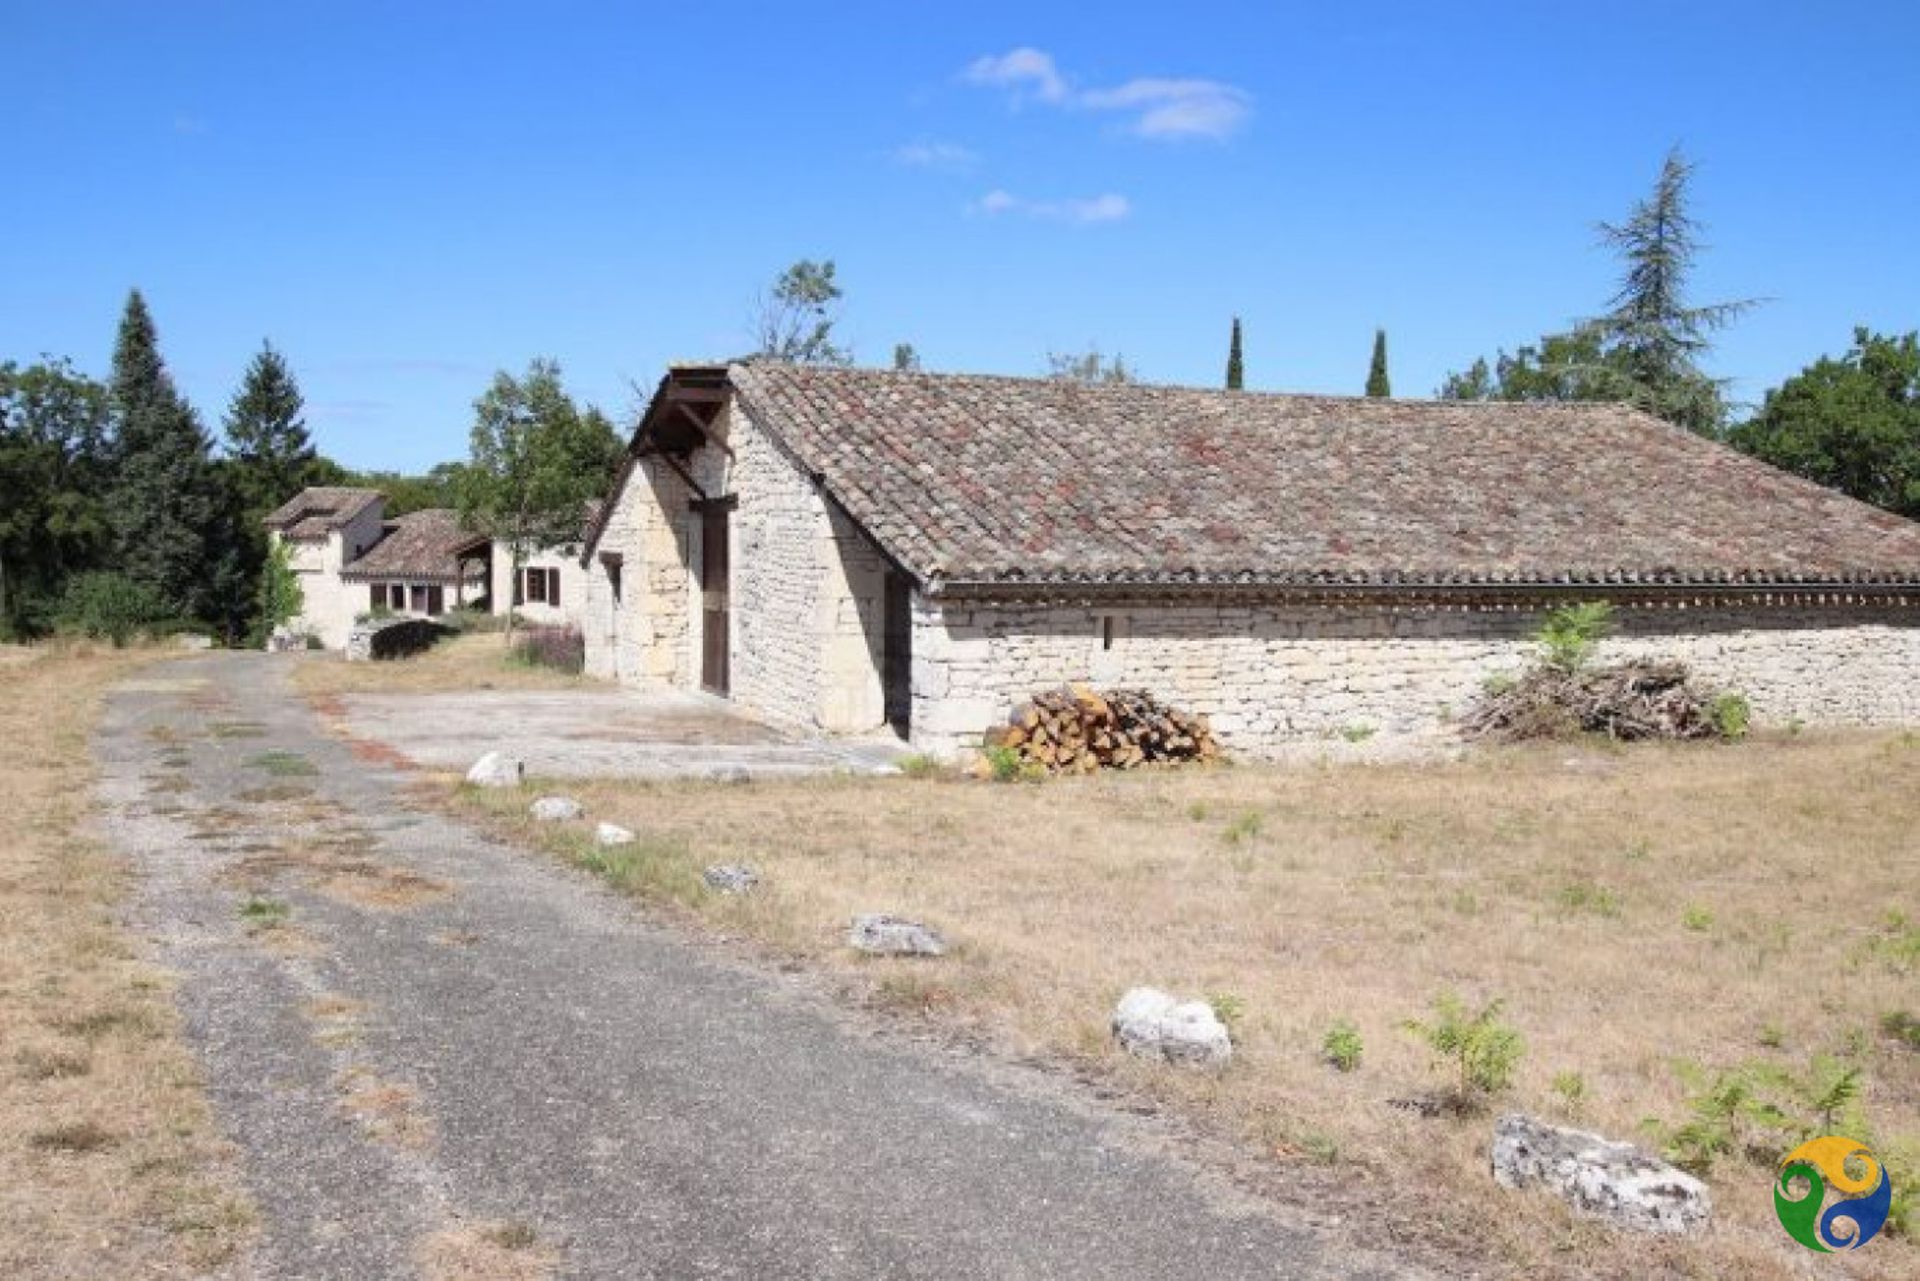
[700,507,730,695]
[882,571,911,736]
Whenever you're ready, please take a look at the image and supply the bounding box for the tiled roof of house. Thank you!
[726,363,1920,592]
[340,509,486,583]
[263,486,384,540]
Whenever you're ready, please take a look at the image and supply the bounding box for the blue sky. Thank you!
[5,3,1918,473]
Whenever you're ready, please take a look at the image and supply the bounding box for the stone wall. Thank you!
[908,597,1920,756]
[582,399,894,738]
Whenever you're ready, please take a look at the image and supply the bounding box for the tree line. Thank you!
[0,290,620,644]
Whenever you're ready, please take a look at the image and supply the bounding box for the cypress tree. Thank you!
[1366,329,1391,397]
[1225,317,1244,390]
[108,290,219,619]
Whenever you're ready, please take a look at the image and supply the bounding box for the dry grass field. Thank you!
[0,644,253,1277]
[291,630,586,698]
[455,731,1920,1279]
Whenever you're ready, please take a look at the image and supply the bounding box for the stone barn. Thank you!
[578,363,1920,756]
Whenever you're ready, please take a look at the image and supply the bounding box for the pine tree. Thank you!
[224,341,315,516]
[108,290,219,620]
[1592,148,1754,434]
[1366,329,1391,397]
[1225,317,1244,391]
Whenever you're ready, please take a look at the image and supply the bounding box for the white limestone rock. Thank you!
[595,822,635,847]
[1490,1113,1711,1235]
[849,914,946,957]
[703,864,759,895]
[1111,987,1232,1069]
[529,796,583,822]
[465,752,524,788]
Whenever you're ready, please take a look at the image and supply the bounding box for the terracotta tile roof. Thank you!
[726,364,1920,592]
[341,509,487,583]
[263,486,384,540]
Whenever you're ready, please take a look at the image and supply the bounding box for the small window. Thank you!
[1101,616,1115,650]
[390,584,406,610]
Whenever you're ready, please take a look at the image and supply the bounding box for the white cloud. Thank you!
[962,47,1069,103]
[1077,77,1251,140]
[892,139,981,171]
[959,49,1251,142]
[971,189,1131,225]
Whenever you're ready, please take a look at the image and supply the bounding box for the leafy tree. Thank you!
[1439,328,1634,404]
[106,290,221,618]
[1439,149,1753,433]
[456,359,621,638]
[256,535,304,636]
[1046,347,1135,385]
[751,259,851,365]
[1366,329,1391,397]
[891,342,922,372]
[1225,317,1244,391]
[0,359,113,637]
[1729,328,1920,516]
[224,342,315,517]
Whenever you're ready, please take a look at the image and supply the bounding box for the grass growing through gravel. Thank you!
[449,731,1920,1281]
[0,643,254,1276]
[244,749,318,777]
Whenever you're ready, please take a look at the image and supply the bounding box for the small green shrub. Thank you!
[982,745,1035,782]
[1402,992,1525,1105]
[1207,992,1247,1040]
[1659,1053,1871,1174]
[1708,691,1752,739]
[1758,1023,1786,1050]
[1536,601,1615,673]
[1186,801,1211,821]
[1340,723,1376,743]
[1557,880,1622,918]
[1322,1020,1364,1073]
[56,572,174,646]
[1481,672,1517,697]
[1221,810,1263,845]
[1682,904,1714,932]
[896,753,942,779]
[1551,1070,1587,1109]
[1882,1010,1920,1052]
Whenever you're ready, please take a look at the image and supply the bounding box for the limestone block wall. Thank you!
[908,598,1920,757]
[583,458,695,686]
[724,402,890,735]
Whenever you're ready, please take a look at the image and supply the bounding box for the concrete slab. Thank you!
[334,684,911,780]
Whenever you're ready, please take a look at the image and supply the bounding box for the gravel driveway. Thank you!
[330,685,909,779]
[98,652,1430,1280]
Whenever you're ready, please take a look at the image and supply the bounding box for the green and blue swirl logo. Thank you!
[1775,1135,1893,1252]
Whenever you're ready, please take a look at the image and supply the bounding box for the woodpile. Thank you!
[1463,660,1738,742]
[983,684,1223,773]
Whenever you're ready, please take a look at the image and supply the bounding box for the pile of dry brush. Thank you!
[1463,659,1744,742]
[983,683,1222,773]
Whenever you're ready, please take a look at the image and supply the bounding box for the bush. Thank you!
[1402,992,1525,1106]
[1709,691,1752,739]
[56,572,174,646]
[1322,1020,1364,1072]
[1537,601,1615,673]
[510,625,584,674]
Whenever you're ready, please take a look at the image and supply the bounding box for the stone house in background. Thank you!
[579,363,1920,756]
[265,487,587,648]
